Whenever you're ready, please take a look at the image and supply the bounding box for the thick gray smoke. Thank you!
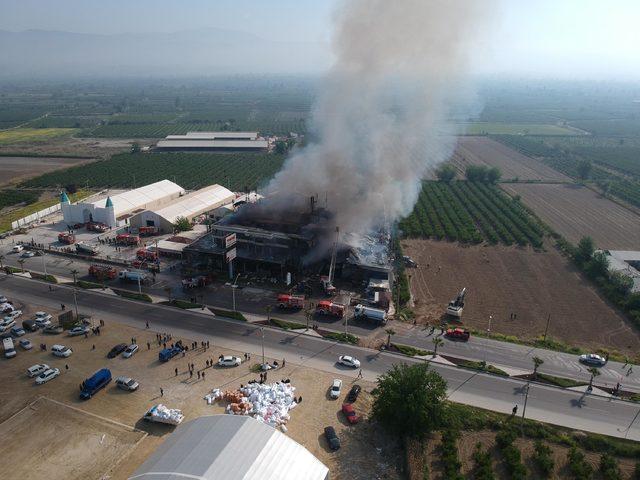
[265,0,494,246]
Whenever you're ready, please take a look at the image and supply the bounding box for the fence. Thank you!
[11,204,61,230]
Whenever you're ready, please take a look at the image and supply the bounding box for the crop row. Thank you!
[400,181,544,247]
[20,152,286,192]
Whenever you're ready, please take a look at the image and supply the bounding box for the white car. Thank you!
[12,245,24,253]
[34,312,52,328]
[122,344,139,358]
[579,354,607,367]
[0,319,16,332]
[35,312,52,321]
[115,376,140,391]
[21,251,35,258]
[4,310,22,321]
[67,325,90,337]
[218,355,242,367]
[35,368,60,385]
[330,379,343,399]
[338,355,361,369]
[27,363,50,377]
[51,344,73,358]
[0,302,13,313]
[19,339,33,350]
[0,296,8,303]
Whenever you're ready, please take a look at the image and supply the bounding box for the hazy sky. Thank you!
[1,0,639,79]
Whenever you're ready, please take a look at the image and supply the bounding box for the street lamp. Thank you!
[260,327,265,369]
[521,382,531,437]
[231,273,240,311]
[73,288,79,321]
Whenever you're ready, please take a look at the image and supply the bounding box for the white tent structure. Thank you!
[129,415,329,480]
[129,184,234,233]
[61,180,184,228]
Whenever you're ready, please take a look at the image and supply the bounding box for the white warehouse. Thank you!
[61,180,185,228]
[129,184,235,233]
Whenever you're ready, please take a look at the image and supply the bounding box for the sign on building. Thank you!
[226,248,237,263]
[225,233,237,249]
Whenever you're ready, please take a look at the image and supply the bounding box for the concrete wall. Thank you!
[61,203,116,227]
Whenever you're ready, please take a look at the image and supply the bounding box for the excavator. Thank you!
[446,288,466,318]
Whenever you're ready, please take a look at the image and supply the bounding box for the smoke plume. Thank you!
[265,0,495,245]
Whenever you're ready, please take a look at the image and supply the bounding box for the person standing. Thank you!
[160,387,164,397]
[175,368,178,376]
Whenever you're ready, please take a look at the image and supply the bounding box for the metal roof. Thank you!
[129,415,329,480]
[165,131,259,140]
[89,180,184,217]
[147,184,234,224]
[156,139,269,149]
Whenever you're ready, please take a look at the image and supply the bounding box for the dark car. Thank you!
[22,320,38,332]
[347,385,361,402]
[43,325,63,334]
[107,343,128,358]
[324,426,340,450]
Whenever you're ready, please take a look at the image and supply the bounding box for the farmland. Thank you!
[456,122,580,136]
[403,239,640,355]
[0,155,96,186]
[0,128,77,145]
[399,181,544,247]
[501,183,640,250]
[20,152,286,191]
[451,136,571,181]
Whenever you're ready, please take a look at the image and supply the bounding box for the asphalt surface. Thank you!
[1,274,639,441]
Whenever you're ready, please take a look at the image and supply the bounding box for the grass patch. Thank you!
[115,290,152,302]
[209,307,246,321]
[4,266,23,274]
[76,280,103,289]
[534,373,587,388]
[31,272,58,284]
[168,299,201,309]
[0,128,77,145]
[324,332,359,345]
[454,359,509,377]
[270,318,307,330]
[393,343,431,357]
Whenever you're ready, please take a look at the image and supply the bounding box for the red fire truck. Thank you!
[136,248,158,261]
[315,300,345,318]
[115,234,140,246]
[138,226,159,237]
[57,232,76,245]
[88,264,118,280]
[276,294,305,310]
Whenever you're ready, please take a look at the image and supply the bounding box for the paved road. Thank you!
[1,274,639,441]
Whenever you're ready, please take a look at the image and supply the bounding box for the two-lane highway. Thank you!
[1,273,639,441]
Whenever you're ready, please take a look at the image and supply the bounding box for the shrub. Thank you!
[495,429,527,479]
[473,442,495,480]
[599,453,622,480]
[533,441,554,478]
[440,430,464,480]
[567,446,593,479]
[324,332,359,344]
[270,318,307,330]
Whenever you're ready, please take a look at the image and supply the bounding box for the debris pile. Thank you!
[147,404,184,425]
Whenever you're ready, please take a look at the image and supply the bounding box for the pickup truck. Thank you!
[143,404,184,425]
[158,341,184,362]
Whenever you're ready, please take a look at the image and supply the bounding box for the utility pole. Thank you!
[543,314,551,342]
[137,275,142,294]
[521,382,530,437]
[42,252,47,276]
[73,288,79,321]
[260,327,265,368]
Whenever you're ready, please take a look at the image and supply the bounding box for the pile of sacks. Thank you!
[151,404,184,425]
[239,382,297,427]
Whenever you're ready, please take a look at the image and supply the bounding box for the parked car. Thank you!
[12,245,24,253]
[330,379,342,399]
[35,311,52,321]
[4,310,22,321]
[0,319,16,332]
[80,369,112,399]
[337,355,361,369]
[347,384,361,402]
[324,426,341,450]
[579,354,607,367]
[19,339,33,350]
[21,251,35,258]
[51,344,73,357]
[27,363,50,377]
[107,343,128,358]
[0,296,8,303]
[158,342,184,362]
[218,355,242,367]
[10,326,26,337]
[122,344,139,358]
[22,320,38,332]
[43,325,63,334]
[341,403,359,424]
[115,376,140,391]
[34,312,52,328]
[445,327,470,341]
[67,325,90,337]
[0,302,13,313]
[35,368,60,385]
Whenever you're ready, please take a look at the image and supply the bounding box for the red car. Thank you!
[341,403,359,424]
[445,327,470,341]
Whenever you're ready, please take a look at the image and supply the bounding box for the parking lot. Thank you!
[0,292,398,480]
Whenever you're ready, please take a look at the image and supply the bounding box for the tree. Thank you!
[385,328,396,348]
[436,164,457,183]
[432,337,444,357]
[585,251,609,279]
[487,167,502,184]
[532,356,544,379]
[574,236,595,264]
[274,140,290,155]
[17,259,25,273]
[599,452,621,480]
[588,367,601,389]
[465,165,488,182]
[174,216,192,232]
[130,143,140,153]
[577,159,593,181]
[0,254,4,269]
[371,363,448,440]
[70,269,78,285]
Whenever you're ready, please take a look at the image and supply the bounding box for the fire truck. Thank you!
[115,234,140,246]
[57,232,76,245]
[315,300,345,318]
[88,264,118,280]
[138,226,159,237]
[136,248,158,261]
[276,294,305,310]
[87,222,109,233]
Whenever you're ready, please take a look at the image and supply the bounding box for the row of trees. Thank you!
[435,163,502,183]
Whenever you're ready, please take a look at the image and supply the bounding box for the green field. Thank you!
[0,128,77,145]
[400,181,544,247]
[0,189,40,210]
[457,122,580,136]
[21,152,286,191]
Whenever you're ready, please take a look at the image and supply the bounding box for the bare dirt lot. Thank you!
[450,136,571,182]
[502,183,640,250]
[0,135,141,161]
[0,300,397,480]
[402,239,640,355]
[0,156,96,186]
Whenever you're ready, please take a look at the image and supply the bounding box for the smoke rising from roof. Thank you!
[264,0,495,247]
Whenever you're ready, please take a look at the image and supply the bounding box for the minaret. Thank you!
[60,190,70,204]
[104,196,116,227]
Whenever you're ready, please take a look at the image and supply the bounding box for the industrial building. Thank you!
[156,131,269,152]
[61,180,184,228]
[129,415,329,480]
[129,184,234,233]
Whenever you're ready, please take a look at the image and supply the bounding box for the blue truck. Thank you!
[158,341,184,362]
[80,368,112,399]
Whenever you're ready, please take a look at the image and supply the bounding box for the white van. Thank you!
[3,337,16,359]
[12,245,24,253]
